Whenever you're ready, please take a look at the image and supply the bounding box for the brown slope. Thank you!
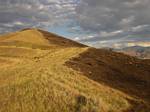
[37,29,86,48]
[0,28,86,49]
[65,48,150,105]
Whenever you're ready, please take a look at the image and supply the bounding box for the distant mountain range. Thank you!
[115,46,150,59]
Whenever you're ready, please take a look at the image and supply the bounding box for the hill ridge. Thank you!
[0,28,86,49]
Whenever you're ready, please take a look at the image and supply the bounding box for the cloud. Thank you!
[0,0,150,48]
[74,0,150,47]
[0,0,77,33]
[76,0,150,31]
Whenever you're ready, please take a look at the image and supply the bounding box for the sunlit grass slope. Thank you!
[0,29,149,112]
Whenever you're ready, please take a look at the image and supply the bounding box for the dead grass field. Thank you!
[0,29,149,112]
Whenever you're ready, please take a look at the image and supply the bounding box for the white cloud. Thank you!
[100,30,123,37]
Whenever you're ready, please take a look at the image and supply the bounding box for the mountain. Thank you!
[116,46,150,59]
[0,28,149,112]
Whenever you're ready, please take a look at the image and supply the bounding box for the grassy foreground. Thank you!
[0,29,149,112]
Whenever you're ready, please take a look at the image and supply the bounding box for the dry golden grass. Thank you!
[0,29,149,112]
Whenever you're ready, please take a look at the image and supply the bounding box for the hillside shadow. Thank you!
[38,30,86,48]
[65,48,150,110]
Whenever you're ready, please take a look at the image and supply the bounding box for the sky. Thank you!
[0,0,150,48]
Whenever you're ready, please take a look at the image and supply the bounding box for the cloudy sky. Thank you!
[0,0,150,48]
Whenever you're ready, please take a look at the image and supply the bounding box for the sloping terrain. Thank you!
[0,29,149,112]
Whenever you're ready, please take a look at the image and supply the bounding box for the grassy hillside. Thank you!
[0,29,149,112]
